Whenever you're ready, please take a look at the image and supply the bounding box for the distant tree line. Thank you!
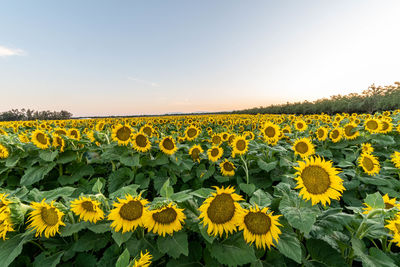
[233,82,400,115]
[0,109,73,121]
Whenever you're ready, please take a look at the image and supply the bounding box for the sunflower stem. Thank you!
[240,155,249,185]
[28,240,45,252]
[58,164,63,177]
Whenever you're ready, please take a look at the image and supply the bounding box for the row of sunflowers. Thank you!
[1,111,400,266]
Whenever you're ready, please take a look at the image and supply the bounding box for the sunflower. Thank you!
[31,129,50,149]
[329,128,343,143]
[52,134,65,152]
[294,120,307,132]
[143,203,186,237]
[159,136,178,155]
[262,122,280,144]
[361,143,374,154]
[294,156,345,206]
[391,151,400,169]
[343,123,359,140]
[211,134,223,145]
[364,118,382,134]
[231,135,249,156]
[292,137,315,158]
[221,132,230,142]
[185,125,201,141]
[18,134,30,143]
[363,194,400,214]
[86,130,96,142]
[112,124,132,146]
[189,144,203,163]
[70,196,104,223]
[358,153,380,176]
[220,159,235,176]
[385,215,400,247]
[0,215,14,240]
[140,124,154,137]
[207,145,223,162]
[130,251,152,267]
[95,121,106,132]
[0,193,11,214]
[380,119,393,134]
[67,128,81,141]
[0,144,9,159]
[132,132,151,153]
[198,186,243,237]
[238,205,282,249]
[316,127,328,141]
[27,199,66,238]
[108,195,149,233]
[53,127,67,136]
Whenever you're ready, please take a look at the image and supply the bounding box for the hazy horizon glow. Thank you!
[1,0,400,117]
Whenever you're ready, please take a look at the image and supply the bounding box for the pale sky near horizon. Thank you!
[1,0,400,117]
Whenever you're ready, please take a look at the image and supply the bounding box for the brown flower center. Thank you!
[223,162,234,172]
[135,134,148,147]
[119,200,143,221]
[152,207,177,225]
[36,133,48,145]
[162,138,175,150]
[244,211,271,235]
[301,166,331,194]
[264,126,276,137]
[362,156,374,171]
[81,201,95,212]
[236,140,246,151]
[187,128,197,138]
[207,193,235,224]
[295,142,309,154]
[41,207,59,226]
[116,126,131,141]
[211,148,220,157]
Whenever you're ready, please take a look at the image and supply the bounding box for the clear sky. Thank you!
[1,0,400,117]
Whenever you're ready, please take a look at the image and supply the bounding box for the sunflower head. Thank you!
[391,151,400,169]
[207,145,223,162]
[220,159,235,176]
[198,186,244,237]
[112,124,132,146]
[343,123,359,140]
[185,125,201,141]
[131,250,153,267]
[385,215,400,247]
[31,129,50,149]
[143,203,186,237]
[358,153,380,176]
[361,143,374,154]
[329,128,343,143]
[316,127,328,141]
[132,132,151,153]
[294,156,345,206]
[27,199,66,238]
[108,194,149,233]
[189,144,203,163]
[67,128,81,141]
[238,205,282,249]
[0,144,9,159]
[262,122,280,144]
[159,136,178,155]
[292,137,315,158]
[231,135,249,155]
[70,196,104,223]
[211,134,223,145]
[364,118,382,134]
[294,120,307,132]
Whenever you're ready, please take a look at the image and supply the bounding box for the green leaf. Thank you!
[306,239,346,267]
[57,150,77,164]
[135,173,150,189]
[239,183,256,195]
[88,222,111,233]
[40,186,76,201]
[170,190,193,202]
[120,153,140,167]
[59,164,95,185]
[208,233,257,267]
[373,135,395,146]
[157,231,189,259]
[60,221,90,237]
[20,162,56,186]
[116,248,130,267]
[190,188,213,198]
[112,231,133,247]
[279,192,320,235]
[110,184,140,199]
[351,238,396,267]
[250,189,272,207]
[92,178,104,193]
[364,192,384,209]
[276,228,302,264]
[33,252,63,267]
[72,232,109,252]
[160,179,174,198]
[108,167,134,193]
[257,159,278,172]
[39,150,59,162]
[0,233,33,267]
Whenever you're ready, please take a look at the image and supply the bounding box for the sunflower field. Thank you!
[1,111,400,266]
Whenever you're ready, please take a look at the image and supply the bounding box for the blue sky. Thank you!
[1,0,400,116]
